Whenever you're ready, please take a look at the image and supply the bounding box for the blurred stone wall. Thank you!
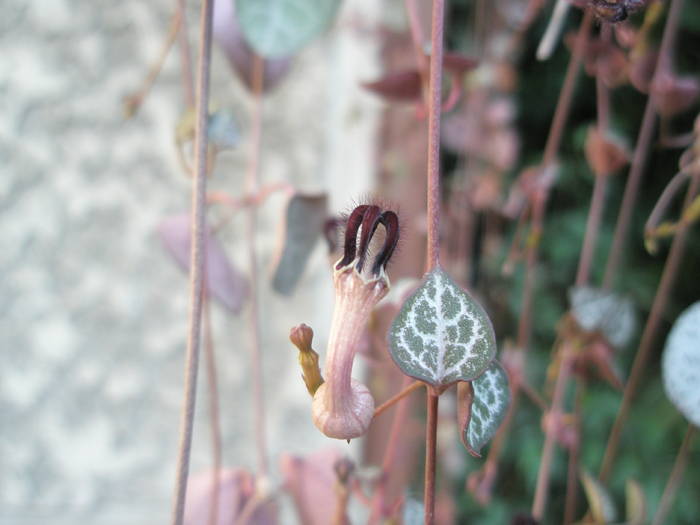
[0,0,387,523]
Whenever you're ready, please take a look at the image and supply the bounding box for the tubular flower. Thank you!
[311,205,399,439]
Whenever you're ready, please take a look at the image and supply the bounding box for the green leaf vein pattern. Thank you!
[389,268,496,386]
[465,361,510,455]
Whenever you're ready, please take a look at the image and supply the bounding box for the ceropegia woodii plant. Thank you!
[458,360,511,457]
[662,301,700,425]
[389,268,497,390]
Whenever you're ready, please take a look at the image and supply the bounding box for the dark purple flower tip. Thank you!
[335,204,400,277]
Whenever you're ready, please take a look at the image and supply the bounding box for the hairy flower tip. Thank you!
[335,204,400,278]
[590,0,646,23]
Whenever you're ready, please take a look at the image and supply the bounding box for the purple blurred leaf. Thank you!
[280,448,341,525]
[213,0,292,93]
[158,213,248,313]
[271,193,328,296]
[362,70,422,102]
[184,469,277,525]
[442,52,478,75]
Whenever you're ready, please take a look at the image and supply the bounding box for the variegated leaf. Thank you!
[236,0,340,59]
[662,301,700,425]
[389,268,496,387]
[569,286,636,348]
[458,361,510,457]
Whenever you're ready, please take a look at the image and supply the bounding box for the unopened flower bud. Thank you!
[289,324,324,396]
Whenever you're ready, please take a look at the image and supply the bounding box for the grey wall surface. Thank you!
[0,0,384,523]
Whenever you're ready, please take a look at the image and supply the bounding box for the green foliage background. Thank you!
[443,2,700,523]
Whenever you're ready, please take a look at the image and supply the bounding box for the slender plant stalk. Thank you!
[563,26,613,521]
[599,163,700,481]
[563,378,585,524]
[532,343,574,521]
[369,376,420,524]
[477,9,593,503]
[372,380,424,419]
[203,297,222,525]
[425,0,444,274]
[124,10,182,117]
[651,425,696,525]
[246,54,269,477]
[176,0,195,108]
[169,1,214,524]
[422,2,445,522]
[424,392,439,525]
[519,8,594,351]
[602,0,686,289]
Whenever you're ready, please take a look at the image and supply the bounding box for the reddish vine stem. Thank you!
[176,0,195,108]
[532,343,574,521]
[599,164,700,482]
[602,0,685,289]
[369,377,424,523]
[372,380,424,420]
[425,0,445,273]
[477,9,593,504]
[422,1,445,522]
[564,25,613,521]
[169,1,214,524]
[652,424,696,525]
[124,10,182,117]
[518,8,594,350]
[424,392,439,525]
[203,297,222,525]
[246,54,269,477]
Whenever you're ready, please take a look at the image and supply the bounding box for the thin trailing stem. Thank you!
[124,10,182,117]
[563,378,585,524]
[518,8,593,351]
[425,0,445,273]
[169,1,214,524]
[203,297,222,525]
[246,54,269,477]
[424,392,439,525]
[476,10,593,503]
[176,0,195,108]
[652,425,696,525]
[599,163,700,482]
[368,376,420,524]
[602,0,686,289]
[532,343,574,521]
[372,380,424,420]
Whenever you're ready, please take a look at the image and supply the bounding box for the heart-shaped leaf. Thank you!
[662,301,700,425]
[388,267,496,388]
[458,360,510,457]
[158,214,249,313]
[569,286,636,349]
[580,470,617,524]
[271,193,328,295]
[236,0,341,59]
[213,0,292,92]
